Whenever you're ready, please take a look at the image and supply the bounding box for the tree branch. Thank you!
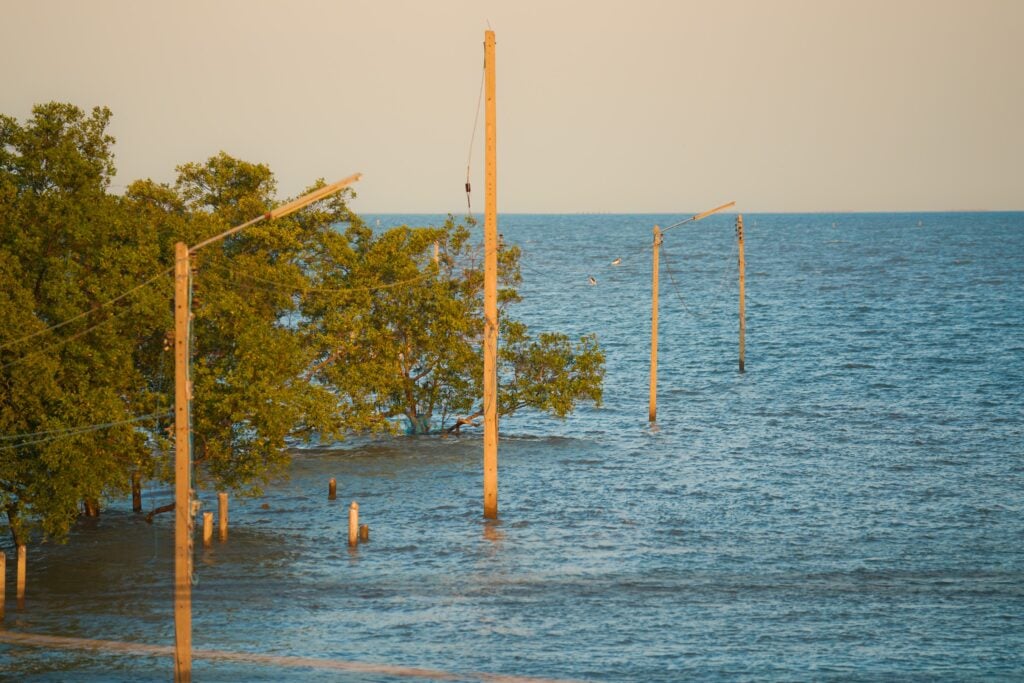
[304,347,345,381]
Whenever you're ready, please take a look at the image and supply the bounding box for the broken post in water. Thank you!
[349,502,359,547]
[218,492,228,541]
[202,513,213,547]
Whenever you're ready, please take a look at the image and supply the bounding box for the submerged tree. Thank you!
[304,215,606,434]
[127,153,355,497]
[0,103,168,543]
[0,102,606,544]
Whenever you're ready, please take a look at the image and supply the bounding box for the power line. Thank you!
[0,300,148,372]
[464,55,486,216]
[0,411,172,452]
[0,267,172,353]
[658,242,699,317]
[210,265,438,295]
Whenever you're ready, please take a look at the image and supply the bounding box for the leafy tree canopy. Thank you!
[0,103,605,546]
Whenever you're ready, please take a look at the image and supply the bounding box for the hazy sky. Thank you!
[2,1,1021,213]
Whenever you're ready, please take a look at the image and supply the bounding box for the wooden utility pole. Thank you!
[736,215,746,373]
[166,175,360,682]
[483,29,499,519]
[646,201,736,420]
[173,241,192,683]
[649,226,662,423]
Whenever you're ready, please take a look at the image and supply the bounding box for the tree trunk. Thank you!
[6,504,26,548]
[445,410,483,435]
[145,502,175,524]
[132,472,142,513]
[83,499,100,517]
[406,412,432,434]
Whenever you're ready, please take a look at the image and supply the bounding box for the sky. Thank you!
[1,0,1021,213]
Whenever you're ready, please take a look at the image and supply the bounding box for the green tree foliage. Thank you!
[305,216,606,434]
[0,102,605,546]
[127,153,354,494]
[0,103,168,544]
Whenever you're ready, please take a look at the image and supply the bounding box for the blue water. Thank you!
[2,212,1023,681]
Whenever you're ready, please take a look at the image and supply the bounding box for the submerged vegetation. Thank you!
[0,103,605,546]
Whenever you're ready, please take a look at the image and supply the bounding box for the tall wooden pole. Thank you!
[736,215,746,373]
[173,241,192,682]
[649,226,661,422]
[483,30,499,519]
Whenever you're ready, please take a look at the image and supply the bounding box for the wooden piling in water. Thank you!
[1,551,5,619]
[359,524,369,542]
[348,502,359,547]
[16,545,26,607]
[202,513,213,546]
[218,492,228,541]
[328,478,337,500]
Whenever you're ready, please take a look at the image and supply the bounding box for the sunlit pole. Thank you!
[483,29,499,519]
[173,242,192,683]
[174,174,362,681]
[648,201,736,422]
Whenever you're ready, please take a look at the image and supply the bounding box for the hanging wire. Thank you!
[0,300,151,372]
[0,266,172,353]
[659,242,705,319]
[187,262,199,586]
[204,261,438,295]
[187,263,195,494]
[464,47,486,216]
[0,411,173,452]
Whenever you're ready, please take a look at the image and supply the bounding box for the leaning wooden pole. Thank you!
[736,214,746,373]
[649,225,661,422]
[482,29,499,519]
[173,241,192,683]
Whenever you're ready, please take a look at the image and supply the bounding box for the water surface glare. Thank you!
[2,212,1022,681]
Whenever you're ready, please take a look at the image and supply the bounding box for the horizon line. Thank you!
[353,209,1024,216]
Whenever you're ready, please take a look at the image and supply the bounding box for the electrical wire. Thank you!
[0,411,172,452]
[0,300,148,372]
[464,47,486,215]
[659,242,705,319]
[209,264,438,295]
[0,267,172,353]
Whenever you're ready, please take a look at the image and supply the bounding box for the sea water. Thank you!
[2,212,1022,681]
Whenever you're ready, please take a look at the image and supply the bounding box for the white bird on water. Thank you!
[588,276,597,286]
[611,257,621,266]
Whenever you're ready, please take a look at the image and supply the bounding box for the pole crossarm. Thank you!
[662,200,736,234]
[189,173,362,253]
